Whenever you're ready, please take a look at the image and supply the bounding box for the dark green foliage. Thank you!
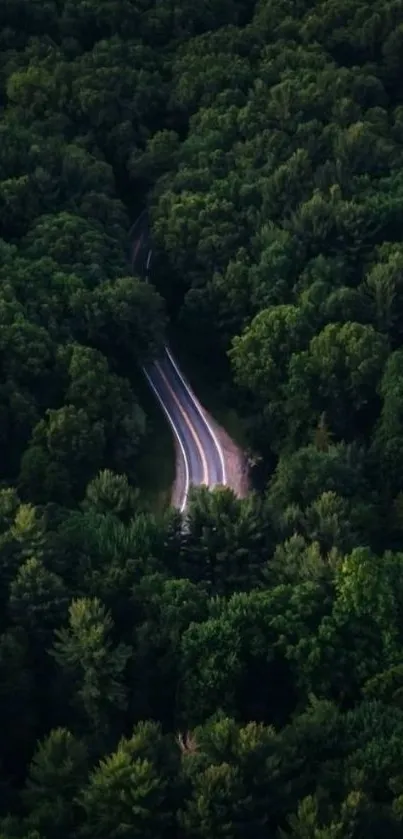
[2,1,403,838]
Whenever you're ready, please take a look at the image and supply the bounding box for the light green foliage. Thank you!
[83,470,138,519]
[52,598,131,735]
[78,722,174,839]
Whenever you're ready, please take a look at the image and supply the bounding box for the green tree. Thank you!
[21,212,126,286]
[23,729,88,839]
[373,348,403,497]
[178,716,280,838]
[230,304,311,447]
[268,442,378,545]
[286,322,389,444]
[363,244,403,337]
[272,491,359,561]
[78,723,174,839]
[51,598,131,743]
[62,343,146,480]
[0,487,20,534]
[180,487,272,594]
[179,761,250,839]
[8,557,68,639]
[279,794,345,839]
[130,574,210,724]
[179,585,324,727]
[84,276,167,364]
[19,405,106,504]
[82,470,138,520]
[69,37,166,166]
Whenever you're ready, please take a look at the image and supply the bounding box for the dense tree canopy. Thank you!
[2,0,403,837]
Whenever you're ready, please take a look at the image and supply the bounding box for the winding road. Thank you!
[131,211,227,512]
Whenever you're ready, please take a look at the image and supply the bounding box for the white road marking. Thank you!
[136,217,227,509]
[164,346,227,486]
[132,233,143,267]
[143,367,190,512]
[154,360,209,486]
[129,209,147,238]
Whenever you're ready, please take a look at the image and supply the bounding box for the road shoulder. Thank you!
[170,406,249,506]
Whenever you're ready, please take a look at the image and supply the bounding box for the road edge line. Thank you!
[154,360,209,486]
[143,366,190,512]
[165,346,227,486]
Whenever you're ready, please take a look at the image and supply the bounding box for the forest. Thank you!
[2,0,403,836]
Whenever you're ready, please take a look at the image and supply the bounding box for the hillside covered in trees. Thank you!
[2,0,403,836]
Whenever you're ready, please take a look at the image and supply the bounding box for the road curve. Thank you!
[130,211,227,512]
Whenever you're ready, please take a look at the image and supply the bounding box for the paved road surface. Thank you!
[131,211,227,511]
